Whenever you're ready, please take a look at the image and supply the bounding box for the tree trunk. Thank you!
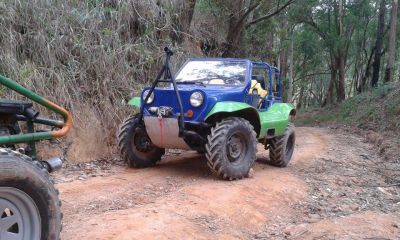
[359,47,375,92]
[336,0,346,102]
[287,33,294,102]
[371,0,386,87]
[222,0,259,57]
[169,0,196,43]
[279,49,287,80]
[353,47,361,95]
[384,0,398,82]
[296,83,304,109]
[322,61,337,107]
[337,52,346,102]
[221,0,295,57]
[356,14,372,93]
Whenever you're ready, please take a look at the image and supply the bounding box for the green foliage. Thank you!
[196,0,225,15]
[299,83,400,132]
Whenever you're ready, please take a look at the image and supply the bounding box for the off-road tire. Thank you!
[268,123,295,167]
[196,149,205,154]
[205,117,257,180]
[117,115,165,168]
[0,149,62,240]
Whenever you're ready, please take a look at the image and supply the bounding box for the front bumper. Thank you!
[144,116,191,150]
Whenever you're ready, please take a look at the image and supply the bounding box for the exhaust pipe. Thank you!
[43,157,63,173]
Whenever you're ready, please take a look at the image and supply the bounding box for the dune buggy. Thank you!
[118,48,296,180]
[0,74,71,239]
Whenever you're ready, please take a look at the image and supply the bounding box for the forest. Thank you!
[1,1,399,147]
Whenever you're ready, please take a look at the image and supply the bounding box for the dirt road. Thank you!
[57,127,400,239]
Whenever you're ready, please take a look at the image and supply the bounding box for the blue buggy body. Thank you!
[119,48,296,180]
[137,58,284,123]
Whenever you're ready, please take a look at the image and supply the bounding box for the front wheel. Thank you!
[0,149,62,240]
[267,123,295,167]
[117,115,165,168]
[206,117,257,180]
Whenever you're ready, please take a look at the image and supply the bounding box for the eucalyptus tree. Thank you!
[371,0,387,87]
[384,0,398,82]
[290,0,376,104]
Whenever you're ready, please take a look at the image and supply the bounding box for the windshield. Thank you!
[175,60,248,86]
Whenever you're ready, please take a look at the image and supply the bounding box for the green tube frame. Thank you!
[0,74,72,145]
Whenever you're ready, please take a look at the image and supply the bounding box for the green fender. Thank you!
[128,97,141,107]
[205,102,262,137]
[258,103,295,138]
[205,101,295,139]
[205,102,258,118]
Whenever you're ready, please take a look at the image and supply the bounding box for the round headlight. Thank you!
[142,90,154,104]
[190,91,203,107]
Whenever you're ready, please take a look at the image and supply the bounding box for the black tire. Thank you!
[205,117,257,180]
[268,123,295,167]
[117,115,165,168]
[0,149,62,240]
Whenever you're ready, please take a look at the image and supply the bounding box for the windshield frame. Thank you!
[174,58,251,87]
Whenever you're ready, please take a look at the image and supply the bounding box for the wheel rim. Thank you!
[226,133,246,164]
[0,187,41,240]
[285,133,295,159]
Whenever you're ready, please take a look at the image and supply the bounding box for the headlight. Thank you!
[142,90,154,104]
[190,91,203,107]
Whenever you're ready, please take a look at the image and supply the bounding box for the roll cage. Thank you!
[251,62,282,100]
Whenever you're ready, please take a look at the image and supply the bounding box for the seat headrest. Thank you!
[252,75,264,84]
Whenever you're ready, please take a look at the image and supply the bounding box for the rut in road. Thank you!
[57,127,400,240]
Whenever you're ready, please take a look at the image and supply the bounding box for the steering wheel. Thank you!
[224,77,242,85]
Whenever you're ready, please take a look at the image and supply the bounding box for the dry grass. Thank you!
[0,0,204,162]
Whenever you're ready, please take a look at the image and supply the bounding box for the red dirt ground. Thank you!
[56,127,400,239]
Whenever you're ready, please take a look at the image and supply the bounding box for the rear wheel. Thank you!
[0,149,62,240]
[267,123,295,167]
[117,115,165,168]
[206,117,257,180]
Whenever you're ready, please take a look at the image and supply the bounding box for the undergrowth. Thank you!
[298,82,400,134]
[0,0,203,161]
